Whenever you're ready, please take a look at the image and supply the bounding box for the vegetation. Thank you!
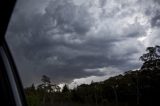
[25,46,160,106]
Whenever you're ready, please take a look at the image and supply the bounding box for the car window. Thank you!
[5,0,160,106]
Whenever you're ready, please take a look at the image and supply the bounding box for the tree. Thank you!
[41,75,51,85]
[62,84,69,93]
[29,83,36,91]
[140,45,160,62]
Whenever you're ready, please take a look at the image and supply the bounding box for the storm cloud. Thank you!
[6,0,160,87]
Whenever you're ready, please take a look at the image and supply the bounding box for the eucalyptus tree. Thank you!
[140,45,160,62]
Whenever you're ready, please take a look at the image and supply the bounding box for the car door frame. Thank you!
[0,0,27,106]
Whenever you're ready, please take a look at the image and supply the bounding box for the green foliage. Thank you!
[25,84,41,106]
[140,45,160,62]
[25,46,160,106]
[62,84,69,93]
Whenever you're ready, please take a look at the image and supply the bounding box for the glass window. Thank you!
[6,0,160,106]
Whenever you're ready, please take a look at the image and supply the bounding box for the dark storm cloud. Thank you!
[6,0,160,86]
[6,0,96,85]
[151,13,160,27]
[144,0,160,28]
[45,0,93,35]
[154,0,160,4]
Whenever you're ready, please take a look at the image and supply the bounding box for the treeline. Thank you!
[25,46,160,106]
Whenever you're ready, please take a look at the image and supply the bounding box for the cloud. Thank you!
[154,0,160,5]
[84,67,122,75]
[69,66,123,89]
[5,0,160,87]
[151,14,160,27]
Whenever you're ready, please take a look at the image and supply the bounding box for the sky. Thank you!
[6,0,160,87]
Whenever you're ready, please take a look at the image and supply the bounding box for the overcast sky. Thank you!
[6,0,160,87]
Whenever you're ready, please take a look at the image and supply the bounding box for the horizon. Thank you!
[6,0,160,88]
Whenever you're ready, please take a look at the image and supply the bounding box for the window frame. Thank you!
[0,0,27,106]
